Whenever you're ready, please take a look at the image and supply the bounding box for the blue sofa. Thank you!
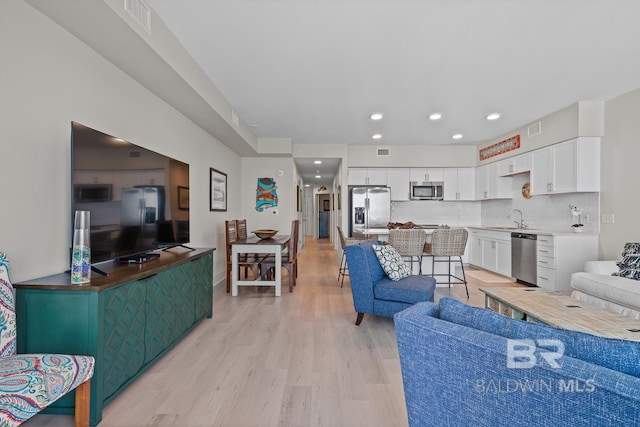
[344,241,436,325]
[395,297,640,426]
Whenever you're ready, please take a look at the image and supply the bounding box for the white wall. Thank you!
[0,0,239,283]
[601,88,640,259]
[348,145,477,167]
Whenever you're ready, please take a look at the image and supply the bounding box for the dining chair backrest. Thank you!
[429,228,468,256]
[288,219,300,262]
[237,219,248,240]
[388,228,427,257]
[225,220,238,261]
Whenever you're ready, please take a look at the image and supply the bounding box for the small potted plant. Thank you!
[569,205,584,233]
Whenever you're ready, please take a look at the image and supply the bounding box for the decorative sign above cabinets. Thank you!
[480,134,520,161]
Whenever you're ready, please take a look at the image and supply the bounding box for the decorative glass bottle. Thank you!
[71,210,91,284]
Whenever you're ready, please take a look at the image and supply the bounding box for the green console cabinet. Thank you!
[15,248,214,426]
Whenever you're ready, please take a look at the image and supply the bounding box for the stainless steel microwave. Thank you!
[74,184,113,202]
[410,181,444,200]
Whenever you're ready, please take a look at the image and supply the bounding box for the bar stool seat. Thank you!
[423,228,469,298]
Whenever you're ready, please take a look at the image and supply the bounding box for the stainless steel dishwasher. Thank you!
[511,232,537,286]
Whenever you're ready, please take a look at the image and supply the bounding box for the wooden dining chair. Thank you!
[261,220,300,292]
[225,220,238,292]
[226,219,264,292]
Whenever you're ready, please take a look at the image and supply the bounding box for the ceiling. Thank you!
[147,0,640,186]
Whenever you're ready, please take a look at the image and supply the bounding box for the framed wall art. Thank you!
[210,168,227,211]
[178,186,190,210]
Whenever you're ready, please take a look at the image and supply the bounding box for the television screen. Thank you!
[71,122,189,264]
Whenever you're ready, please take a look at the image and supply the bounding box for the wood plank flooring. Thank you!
[25,237,517,427]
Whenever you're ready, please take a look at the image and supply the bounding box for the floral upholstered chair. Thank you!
[0,253,95,427]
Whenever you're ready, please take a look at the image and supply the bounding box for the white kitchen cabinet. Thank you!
[386,168,410,201]
[73,170,113,184]
[443,168,476,201]
[497,153,531,176]
[535,233,598,292]
[468,231,483,267]
[467,228,512,276]
[409,168,444,183]
[476,163,510,200]
[495,239,512,277]
[481,240,498,272]
[348,168,387,186]
[111,169,165,201]
[530,137,600,196]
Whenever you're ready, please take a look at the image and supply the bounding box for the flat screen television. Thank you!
[71,122,190,265]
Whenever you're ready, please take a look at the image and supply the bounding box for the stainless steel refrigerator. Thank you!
[120,186,165,252]
[349,187,391,238]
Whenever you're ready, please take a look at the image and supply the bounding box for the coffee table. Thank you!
[480,286,640,341]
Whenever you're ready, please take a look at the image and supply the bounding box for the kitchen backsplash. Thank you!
[391,200,482,227]
[391,173,599,233]
[482,173,600,233]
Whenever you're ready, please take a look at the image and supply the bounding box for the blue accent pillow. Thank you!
[438,297,640,378]
[372,244,412,281]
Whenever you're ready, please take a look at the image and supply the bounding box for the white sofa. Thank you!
[570,260,640,319]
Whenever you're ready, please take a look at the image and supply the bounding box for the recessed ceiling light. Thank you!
[486,113,501,121]
[315,175,321,179]
[372,134,382,140]
[370,113,383,120]
[429,113,442,120]
[313,160,322,164]
[452,134,463,140]
[305,184,310,187]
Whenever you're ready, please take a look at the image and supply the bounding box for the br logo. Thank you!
[506,339,565,369]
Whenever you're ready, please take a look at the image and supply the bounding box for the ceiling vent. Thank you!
[527,121,542,137]
[129,151,141,158]
[377,147,390,157]
[125,0,151,34]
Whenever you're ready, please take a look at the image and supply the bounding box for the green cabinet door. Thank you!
[101,280,146,400]
[192,253,214,321]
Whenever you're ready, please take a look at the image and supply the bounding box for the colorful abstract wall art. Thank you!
[256,178,279,212]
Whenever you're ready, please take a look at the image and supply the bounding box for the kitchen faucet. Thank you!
[507,209,527,228]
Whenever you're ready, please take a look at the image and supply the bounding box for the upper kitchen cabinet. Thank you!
[443,168,476,201]
[386,168,410,201]
[476,163,510,200]
[73,170,113,184]
[530,137,600,196]
[409,168,444,183]
[497,153,531,177]
[348,168,387,186]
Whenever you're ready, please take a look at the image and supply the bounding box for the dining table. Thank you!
[231,234,291,296]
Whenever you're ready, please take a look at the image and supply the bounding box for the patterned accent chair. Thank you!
[0,254,95,427]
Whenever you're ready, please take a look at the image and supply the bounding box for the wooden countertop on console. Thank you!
[15,247,215,291]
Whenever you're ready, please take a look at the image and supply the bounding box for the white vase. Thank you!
[573,227,583,233]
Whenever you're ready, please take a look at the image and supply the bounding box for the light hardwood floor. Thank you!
[26,237,518,427]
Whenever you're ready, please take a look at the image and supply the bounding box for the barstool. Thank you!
[423,228,469,298]
[388,228,428,275]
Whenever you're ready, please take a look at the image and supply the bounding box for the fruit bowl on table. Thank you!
[252,229,278,239]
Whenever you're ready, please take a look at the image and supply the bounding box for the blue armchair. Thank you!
[395,298,640,426]
[344,241,436,325]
